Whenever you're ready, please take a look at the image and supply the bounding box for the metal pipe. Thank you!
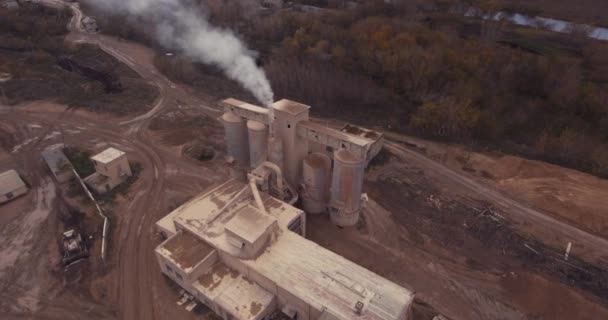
[208,185,249,224]
[260,161,284,197]
[249,177,267,214]
[71,168,108,262]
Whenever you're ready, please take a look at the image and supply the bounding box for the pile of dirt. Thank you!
[366,173,608,306]
[412,298,444,320]
[150,111,226,160]
[426,143,608,239]
[0,13,158,116]
[183,143,216,162]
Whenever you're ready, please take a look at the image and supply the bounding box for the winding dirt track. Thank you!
[7,2,225,319]
[7,2,606,319]
[384,138,608,263]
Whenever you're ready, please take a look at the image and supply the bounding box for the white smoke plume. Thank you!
[84,0,274,106]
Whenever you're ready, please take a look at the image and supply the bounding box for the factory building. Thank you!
[155,179,414,320]
[84,147,132,193]
[41,144,74,184]
[0,169,27,204]
[220,98,384,227]
[155,98,412,319]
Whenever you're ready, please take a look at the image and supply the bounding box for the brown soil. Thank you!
[308,182,608,320]
[162,232,213,270]
[0,36,157,115]
[422,140,608,239]
[149,110,226,163]
[3,3,608,320]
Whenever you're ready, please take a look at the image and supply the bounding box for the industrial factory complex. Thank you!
[4,0,608,318]
[154,98,414,319]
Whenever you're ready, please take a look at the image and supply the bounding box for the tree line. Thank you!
[85,0,608,177]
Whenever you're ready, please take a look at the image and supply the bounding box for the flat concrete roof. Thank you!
[298,121,372,147]
[41,145,71,175]
[272,99,310,116]
[244,231,414,319]
[159,179,413,319]
[341,124,383,141]
[225,205,276,244]
[0,170,26,195]
[193,262,274,319]
[157,231,214,272]
[222,98,269,115]
[91,147,125,164]
[162,180,302,257]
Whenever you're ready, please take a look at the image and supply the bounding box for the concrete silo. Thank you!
[301,152,331,214]
[247,120,268,168]
[268,137,284,173]
[329,149,365,227]
[271,99,310,189]
[221,111,249,167]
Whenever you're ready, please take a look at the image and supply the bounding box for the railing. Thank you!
[71,168,109,262]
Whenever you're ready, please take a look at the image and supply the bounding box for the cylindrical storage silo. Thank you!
[329,149,365,227]
[268,137,284,174]
[302,153,331,214]
[247,120,268,169]
[221,112,249,167]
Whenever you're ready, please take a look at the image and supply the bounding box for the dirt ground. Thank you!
[303,137,608,320]
[2,2,608,320]
[0,8,158,116]
[0,100,227,320]
[404,136,608,243]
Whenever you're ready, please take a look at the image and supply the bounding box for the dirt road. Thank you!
[2,1,607,319]
[3,2,225,319]
[384,137,608,264]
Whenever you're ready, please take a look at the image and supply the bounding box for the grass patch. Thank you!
[64,147,96,177]
[0,5,158,116]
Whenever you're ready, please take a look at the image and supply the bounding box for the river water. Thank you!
[465,9,608,41]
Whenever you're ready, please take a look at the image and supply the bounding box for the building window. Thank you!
[287,124,291,128]
[166,264,173,274]
[176,273,183,281]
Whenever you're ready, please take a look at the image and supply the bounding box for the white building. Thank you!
[41,145,74,184]
[84,147,132,193]
[0,170,28,204]
[220,98,384,227]
[155,97,412,319]
[155,179,414,320]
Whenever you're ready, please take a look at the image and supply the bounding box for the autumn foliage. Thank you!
[88,0,608,177]
[251,2,608,177]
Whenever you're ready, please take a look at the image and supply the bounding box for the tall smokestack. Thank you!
[84,0,274,106]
